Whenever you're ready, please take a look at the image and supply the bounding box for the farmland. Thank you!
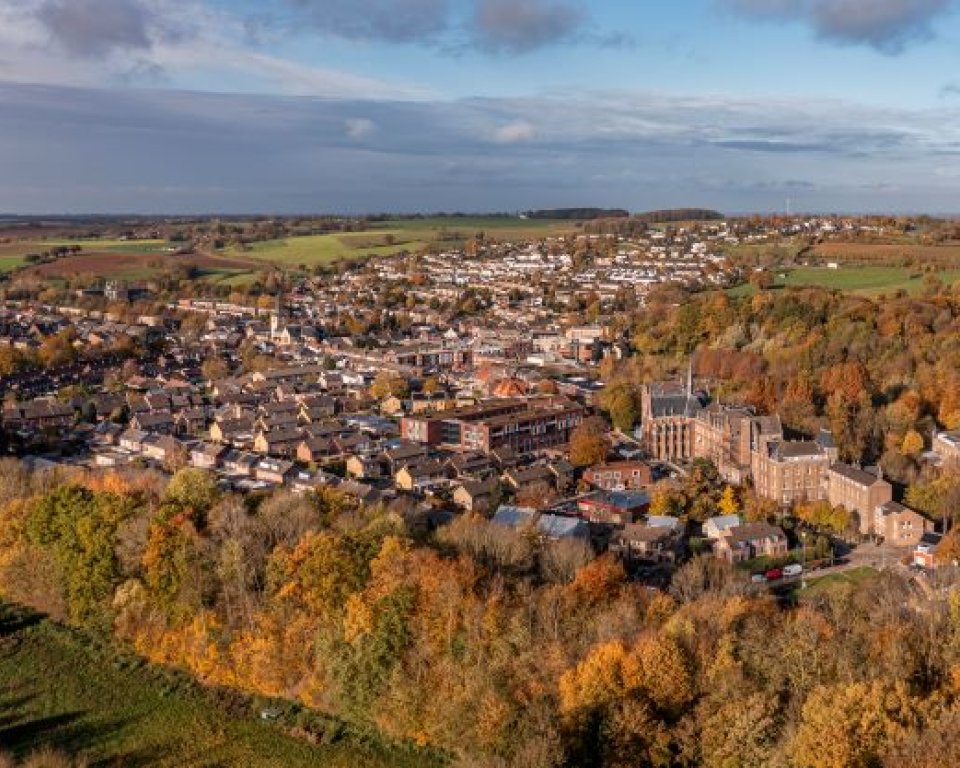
[812,241,960,267]
[236,231,430,267]
[0,218,582,280]
[234,217,580,268]
[0,603,435,768]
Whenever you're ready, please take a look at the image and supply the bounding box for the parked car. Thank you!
[783,563,803,577]
[751,573,767,584]
[764,568,783,581]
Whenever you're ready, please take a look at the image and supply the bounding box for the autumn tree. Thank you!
[569,416,611,467]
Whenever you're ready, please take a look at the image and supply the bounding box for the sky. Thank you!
[1,0,960,214]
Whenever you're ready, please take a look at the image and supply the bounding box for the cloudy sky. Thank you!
[1,0,960,214]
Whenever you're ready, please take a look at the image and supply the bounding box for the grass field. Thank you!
[236,217,580,268]
[0,604,437,768]
[729,266,960,298]
[236,232,430,267]
[801,566,878,598]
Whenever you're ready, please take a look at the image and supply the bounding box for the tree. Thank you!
[901,430,924,456]
[370,371,409,400]
[789,681,917,768]
[201,356,229,382]
[163,468,221,518]
[569,417,611,467]
[749,270,774,291]
[602,384,640,432]
[718,486,739,517]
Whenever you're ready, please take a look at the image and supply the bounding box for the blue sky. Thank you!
[1,0,960,214]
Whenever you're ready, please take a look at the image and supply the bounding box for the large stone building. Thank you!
[639,375,707,462]
[826,462,893,536]
[751,428,838,507]
[933,429,960,465]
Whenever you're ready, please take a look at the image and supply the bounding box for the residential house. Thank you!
[222,449,260,477]
[254,429,304,458]
[715,522,789,564]
[875,501,933,547]
[704,514,742,540]
[345,454,387,480]
[210,417,255,445]
[119,428,148,453]
[577,490,650,526]
[583,460,653,491]
[452,478,500,513]
[190,442,226,470]
[503,464,556,497]
[537,514,590,541]
[395,460,448,493]
[255,458,296,485]
[611,522,681,564]
[338,481,385,507]
[130,410,176,435]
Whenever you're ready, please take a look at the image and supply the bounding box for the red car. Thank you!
[764,568,783,581]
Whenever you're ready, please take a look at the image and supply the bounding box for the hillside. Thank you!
[0,603,436,768]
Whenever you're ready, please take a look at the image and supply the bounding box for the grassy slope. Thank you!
[0,605,437,768]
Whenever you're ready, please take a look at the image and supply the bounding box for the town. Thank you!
[0,212,952,594]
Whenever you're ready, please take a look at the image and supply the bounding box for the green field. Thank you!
[0,255,25,274]
[0,604,437,768]
[236,231,430,267]
[236,217,580,268]
[801,566,879,598]
[729,266,960,298]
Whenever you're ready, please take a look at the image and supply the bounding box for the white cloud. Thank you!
[345,118,376,139]
[0,0,428,99]
[493,119,537,143]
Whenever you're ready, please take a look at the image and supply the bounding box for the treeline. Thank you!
[1,462,960,767]
[634,208,723,223]
[526,208,630,220]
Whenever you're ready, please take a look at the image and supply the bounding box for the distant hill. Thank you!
[582,208,725,236]
[634,208,724,223]
[525,208,630,220]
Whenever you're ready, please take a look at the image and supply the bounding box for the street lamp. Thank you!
[800,530,807,590]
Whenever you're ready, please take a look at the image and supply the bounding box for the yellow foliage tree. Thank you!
[789,681,917,768]
[901,429,925,456]
[718,486,739,517]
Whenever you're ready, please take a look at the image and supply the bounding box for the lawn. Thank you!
[0,604,439,768]
[800,566,879,598]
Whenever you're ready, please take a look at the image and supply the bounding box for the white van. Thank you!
[783,564,803,577]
